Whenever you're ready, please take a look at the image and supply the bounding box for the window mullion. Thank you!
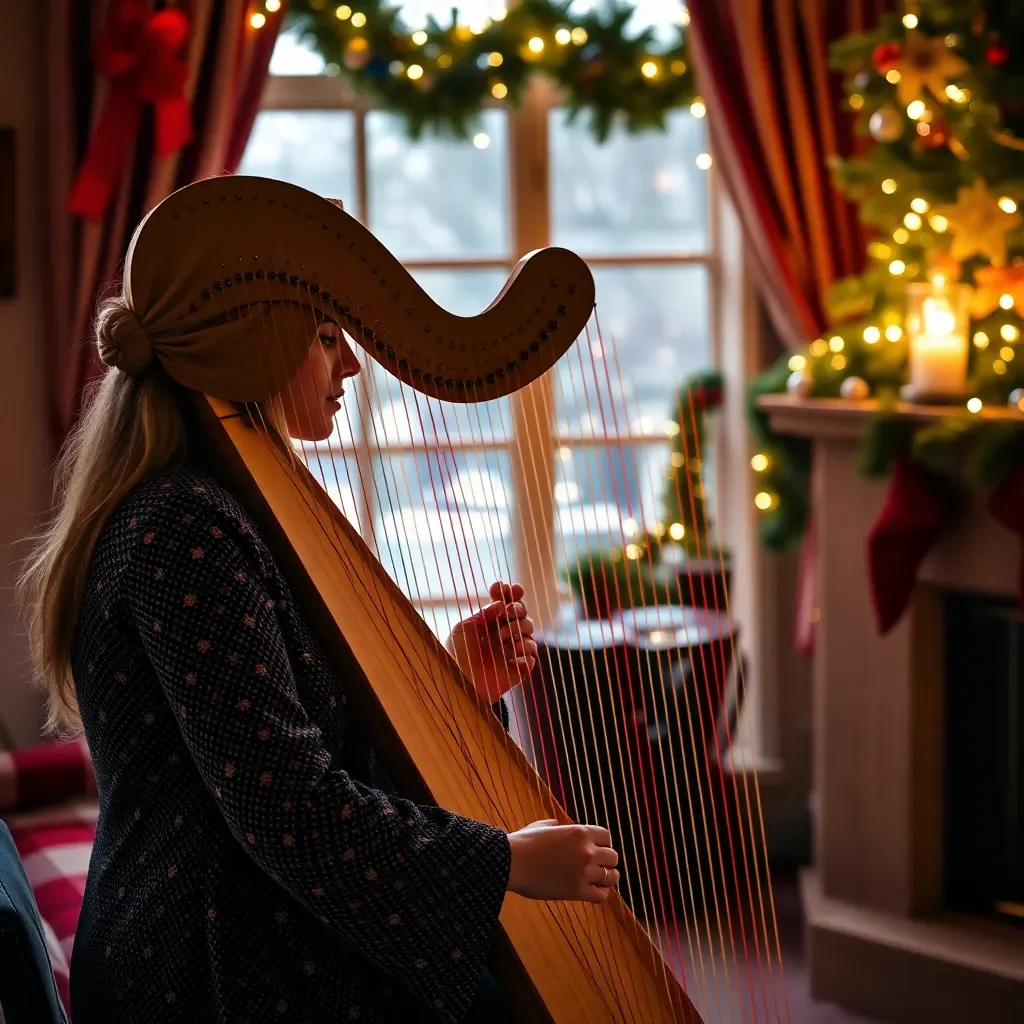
[508,81,561,625]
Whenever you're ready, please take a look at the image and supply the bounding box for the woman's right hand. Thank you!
[506,819,620,904]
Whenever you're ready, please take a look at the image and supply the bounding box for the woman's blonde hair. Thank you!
[19,294,291,737]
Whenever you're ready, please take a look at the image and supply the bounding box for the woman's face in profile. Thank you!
[278,318,361,442]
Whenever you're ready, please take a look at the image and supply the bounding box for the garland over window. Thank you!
[284,0,696,140]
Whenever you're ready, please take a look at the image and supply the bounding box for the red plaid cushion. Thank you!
[0,741,98,1021]
[2,802,97,1020]
[0,738,95,812]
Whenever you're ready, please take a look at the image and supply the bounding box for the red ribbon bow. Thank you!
[68,1,193,222]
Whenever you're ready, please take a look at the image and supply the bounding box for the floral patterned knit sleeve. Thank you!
[121,495,511,1022]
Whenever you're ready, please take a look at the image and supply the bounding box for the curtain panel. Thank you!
[46,0,283,448]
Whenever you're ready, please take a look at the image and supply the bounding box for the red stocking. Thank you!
[867,458,957,634]
[987,464,1024,605]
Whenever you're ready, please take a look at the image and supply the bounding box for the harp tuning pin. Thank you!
[288,275,298,285]
[173,212,179,218]
[235,195,242,200]
[557,305,567,315]
[213,281,223,292]
[310,283,320,294]
[539,331,549,341]
[568,285,577,294]
[412,368,422,378]
[525,316,533,324]
[445,378,455,388]
[360,255,367,262]
[244,271,255,282]
[204,198,210,205]
[530,342,540,352]
[320,291,330,301]
[398,358,408,369]
[495,368,506,379]
[190,301,201,312]
[307,211,313,218]
[519,349,530,361]
[255,270,265,280]
[507,360,518,372]
[202,289,212,299]
[372,268,379,274]
[224,278,233,289]
[422,373,433,384]
[550,280,558,287]
[268,270,277,280]
[219,194,226,201]
[299,279,308,289]
[269,198,275,205]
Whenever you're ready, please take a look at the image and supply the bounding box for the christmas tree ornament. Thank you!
[854,71,872,91]
[1009,388,1024,411]
[986,41,1009,66]
[872,41,902,74]
[344,37,371,71]
[916,114,950,149]
[892,30,968,106]
[971,264,1024,318]
[787,369,813,397]
[870,105,904,142]
[936,177,1023,267]
[840,375,870,400]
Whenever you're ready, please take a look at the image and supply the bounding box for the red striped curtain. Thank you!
[687,0,896,348]
[46,0,284,447]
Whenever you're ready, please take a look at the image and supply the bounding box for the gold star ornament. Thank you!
[936,178,1022,267]
[894,31,969,107]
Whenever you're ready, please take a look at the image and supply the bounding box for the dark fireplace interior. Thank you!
[944,591,1023,926]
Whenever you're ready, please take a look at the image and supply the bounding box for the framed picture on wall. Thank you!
[0,127,14,299]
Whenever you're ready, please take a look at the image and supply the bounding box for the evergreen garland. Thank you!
[286,0,696,140]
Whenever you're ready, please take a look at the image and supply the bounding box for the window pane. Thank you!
[554,442,670,573]
[365,269,513,443]
[239,111,356,207]
[568,0,689,47]
[551,109,708,254]
[269,28,327,75]
[373,451,514,600]
[303,454,363,524]
[555,265,709,435]
[367,110,509,260]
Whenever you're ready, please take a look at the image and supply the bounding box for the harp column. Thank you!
[508,79,561,630]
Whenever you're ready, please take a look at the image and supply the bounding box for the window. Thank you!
[241,7,715,641]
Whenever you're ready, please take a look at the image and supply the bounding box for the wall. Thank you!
[0,0,50,748]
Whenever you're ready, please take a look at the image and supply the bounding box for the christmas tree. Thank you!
[750,0,1024,550]
[660,369,724,558]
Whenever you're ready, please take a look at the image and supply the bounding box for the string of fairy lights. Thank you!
[247,0,703,141]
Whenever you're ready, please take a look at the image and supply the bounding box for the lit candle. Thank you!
[904,282,971,401]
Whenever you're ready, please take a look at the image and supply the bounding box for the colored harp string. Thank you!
[205,250,790,1024]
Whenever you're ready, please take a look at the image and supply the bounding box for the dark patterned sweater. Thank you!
[69,464,513,1023]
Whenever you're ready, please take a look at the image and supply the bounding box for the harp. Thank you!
[122,175,785,1023]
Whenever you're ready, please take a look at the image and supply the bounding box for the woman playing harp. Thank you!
[18,181,622,1023]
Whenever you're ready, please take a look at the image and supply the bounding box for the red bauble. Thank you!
[872,41,902,74]
[987,41,1010,65]
[918,118,950,150]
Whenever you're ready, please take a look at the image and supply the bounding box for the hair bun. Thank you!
[97,303,154,375]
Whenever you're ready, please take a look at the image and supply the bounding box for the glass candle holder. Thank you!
[902,280,972,403]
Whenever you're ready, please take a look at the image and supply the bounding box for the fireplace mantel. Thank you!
[759,395,1024,1024]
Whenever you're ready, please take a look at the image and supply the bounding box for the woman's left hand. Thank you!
[446,581,538,703]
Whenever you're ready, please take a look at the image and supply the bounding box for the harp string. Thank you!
[670,375,767,1024]
[507,361,656,1019]
[584,318,736,1021]
[596,318,761,1023]
[423,383,645,1019]
[679,383,790,1023]
[547,335,684,1013]
[598,315,782,1019]
[324,317,629,1016]
[570,326,735,1018]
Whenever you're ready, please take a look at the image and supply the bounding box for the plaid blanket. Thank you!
[0,740,98,1018]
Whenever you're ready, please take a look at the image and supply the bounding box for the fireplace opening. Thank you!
[944,591,1024,927]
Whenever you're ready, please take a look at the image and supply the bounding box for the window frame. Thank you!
[257,72,722,628]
